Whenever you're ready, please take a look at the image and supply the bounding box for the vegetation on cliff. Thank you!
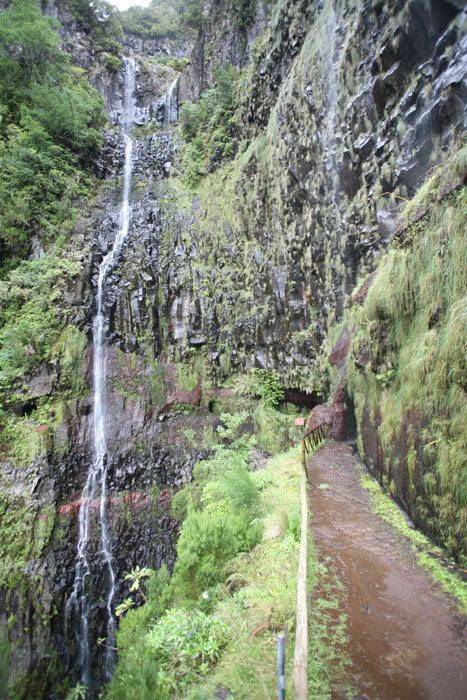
[0,0,466,696]
[345,144,467,564]
[120,0,203,39]
[0,0,105,264]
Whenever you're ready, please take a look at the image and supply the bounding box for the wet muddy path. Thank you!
[308,442,467,700]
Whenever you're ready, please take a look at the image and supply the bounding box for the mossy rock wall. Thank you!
[122,0,466,401]
[345,148,467,564]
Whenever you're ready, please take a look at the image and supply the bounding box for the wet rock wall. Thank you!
[131,0,467,401]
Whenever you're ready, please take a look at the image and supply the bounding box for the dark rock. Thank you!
[340,151,359,198]
[328,328,350,369]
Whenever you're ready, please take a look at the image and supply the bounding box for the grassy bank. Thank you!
[346,144,467,564]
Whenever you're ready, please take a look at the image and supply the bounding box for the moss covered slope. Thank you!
[345,145,467,564]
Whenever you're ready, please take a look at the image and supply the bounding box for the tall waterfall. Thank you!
[164,77,179,126]
[66,56,137,689]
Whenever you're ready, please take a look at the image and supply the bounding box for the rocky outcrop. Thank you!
[180,0,270,101]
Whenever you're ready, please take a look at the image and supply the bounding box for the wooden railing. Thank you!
[291,421,328,699]
[301,422,328,476]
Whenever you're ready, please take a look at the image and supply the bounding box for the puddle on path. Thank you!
[308,442,467,700]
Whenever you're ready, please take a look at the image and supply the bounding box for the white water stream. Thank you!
[164,77,179,127]
[66,56,136,689]
[325,3,338,172]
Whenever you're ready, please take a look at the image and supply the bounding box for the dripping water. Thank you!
[322,2,346,318]
[325,3,338,172]
[65,56,137,690]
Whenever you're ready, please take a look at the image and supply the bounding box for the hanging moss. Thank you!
[345,146,467,564]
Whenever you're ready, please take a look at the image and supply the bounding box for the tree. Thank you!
[0,0,106,259]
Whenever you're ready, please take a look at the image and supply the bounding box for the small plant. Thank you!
[66,682,87,700]
[242,369,285,408]
[125,565,153,602]
[115,597,135,618]
[375,368,396,388]
[116,566,154,617]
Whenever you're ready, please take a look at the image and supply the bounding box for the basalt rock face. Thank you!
[0,56,205,697]
[180,0,270,101]
[138,0,467,400]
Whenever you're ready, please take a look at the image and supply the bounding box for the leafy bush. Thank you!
[250,469,275,490]
[103,53,122,73]
[146,609,229,692]
[0,0,106,257]
[109,606,228,700]
[173,506,262,599]
[237,369,285,407]
[108,566,174,699]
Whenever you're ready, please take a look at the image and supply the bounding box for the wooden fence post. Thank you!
[293,466,308,699]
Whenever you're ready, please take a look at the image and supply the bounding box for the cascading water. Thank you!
[164,77,179,127]
[65,56,137,690]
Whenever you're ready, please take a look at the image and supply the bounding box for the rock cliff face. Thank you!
[1,0,466,695]
[155,0,466,386]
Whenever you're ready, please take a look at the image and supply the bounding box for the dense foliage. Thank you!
[59,0,123,52]
[108,414,263,698]
[347,146,467,564]
[180,64,238,185]
[0,0,105,263]
[120,0,203,39]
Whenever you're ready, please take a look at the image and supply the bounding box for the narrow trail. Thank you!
[307,441,467,700]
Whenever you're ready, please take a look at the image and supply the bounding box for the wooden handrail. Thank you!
[301,422,328,480]
[293,420,328,698]
[302,420,328,441]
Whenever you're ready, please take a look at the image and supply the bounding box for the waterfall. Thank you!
[325,3,338,172]
[164,77,179,127]
[65,56,137,690]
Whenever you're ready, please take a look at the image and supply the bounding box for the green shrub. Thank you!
[244,369,285,407]
[171,485,195,522]
[146,609,229,693]
[103,53,122,73]
[221,467,260,516]
[109,607,228,700]
[0,0,106,258]
[180,64,239,185]
[173,507,262,599]
[253,401,295,454]
[108,566,174,699]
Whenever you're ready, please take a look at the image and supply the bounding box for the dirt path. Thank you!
[308,441,467,700]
